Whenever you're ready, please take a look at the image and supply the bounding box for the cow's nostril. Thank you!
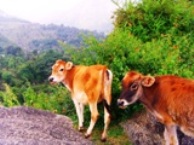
[117,100,124,106]
[48,77,54,82]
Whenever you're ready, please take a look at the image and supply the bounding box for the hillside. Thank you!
[0,11,104,53]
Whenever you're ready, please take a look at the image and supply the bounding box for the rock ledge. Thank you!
[0,106,93,145]
[121,110,194,145]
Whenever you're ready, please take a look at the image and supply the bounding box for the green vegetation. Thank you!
[0,0,193,144]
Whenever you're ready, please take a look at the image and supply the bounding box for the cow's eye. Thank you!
[130,82,138,90]
[60,68,64,72]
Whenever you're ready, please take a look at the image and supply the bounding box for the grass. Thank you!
[72,119,131,145]
[68,103,131,145]
[70,114,131,145]
[91,124,131,145]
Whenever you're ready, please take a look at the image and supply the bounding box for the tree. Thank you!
[113,0,194,42]
[17,50,68,84]
[5,46,24,56]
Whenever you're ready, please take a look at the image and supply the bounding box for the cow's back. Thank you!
[72,65,108,103]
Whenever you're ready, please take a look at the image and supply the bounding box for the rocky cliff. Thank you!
[0,106,93,145]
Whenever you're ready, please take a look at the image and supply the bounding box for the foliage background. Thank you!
[0,0,193,143]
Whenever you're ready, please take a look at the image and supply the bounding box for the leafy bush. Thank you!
[22,84,74,115]
[0,84,20,107]
[113,0,194,42]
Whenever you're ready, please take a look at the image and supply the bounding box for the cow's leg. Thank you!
[101,104,111,142]
[73,99,84,131]
[180,126,194,138]
[79,103,85,131]
[164,124,178,145]
[85,102,99,138]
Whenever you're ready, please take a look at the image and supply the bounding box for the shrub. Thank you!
[63,25,194,121]
[0,83,20,107]
[113,0,194,42]
[22,84,74,115]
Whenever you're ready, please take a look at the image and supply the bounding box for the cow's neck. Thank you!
[139,86,165,122]
[139,86,157,112]
[62,66,77,92]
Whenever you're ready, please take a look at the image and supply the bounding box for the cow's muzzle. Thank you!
[117,99,127,109]
[48,76,54,82]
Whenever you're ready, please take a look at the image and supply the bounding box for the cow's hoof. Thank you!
[101,137,107,142]
[85,133,91,139]
[78,126,85,132]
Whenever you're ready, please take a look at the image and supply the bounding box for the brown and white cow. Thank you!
[117,71,194,145]
[48,59,113,141]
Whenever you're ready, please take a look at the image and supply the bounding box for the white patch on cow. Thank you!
[164,125,178,145]
[107,69,113,84]
[74,91,88,105]
[51,75,64,83]
[72,99,84,128]
[121,99,130,106]
[118,97,138,109]
[153,110,164,121]
[180,126,194,137]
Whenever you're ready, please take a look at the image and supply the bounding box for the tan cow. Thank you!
[48,60,113,141]
[117,71,194,145]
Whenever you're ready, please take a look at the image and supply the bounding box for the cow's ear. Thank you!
[65,61,73,70]
[142,75,155,87]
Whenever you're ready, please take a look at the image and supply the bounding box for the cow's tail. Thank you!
[102,69,113,115]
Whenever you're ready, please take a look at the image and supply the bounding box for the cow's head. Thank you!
[117,71,155,109]
[48,59,73,84]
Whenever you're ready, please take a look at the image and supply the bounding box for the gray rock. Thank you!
[0,106,93,145]
[121,110,194,145]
